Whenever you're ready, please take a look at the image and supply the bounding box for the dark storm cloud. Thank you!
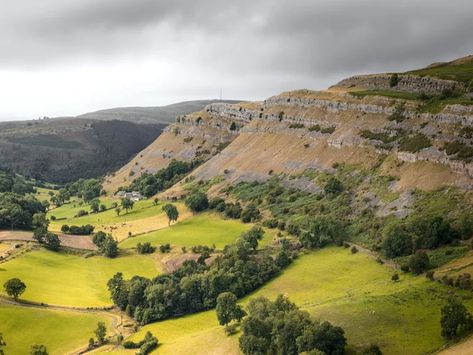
[0,0,472,120]
[3,0,473,72]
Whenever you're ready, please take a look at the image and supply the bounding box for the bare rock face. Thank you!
[334,74,465,95]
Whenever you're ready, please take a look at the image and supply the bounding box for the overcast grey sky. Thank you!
[0,0,472,121]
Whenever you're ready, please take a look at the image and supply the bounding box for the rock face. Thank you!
[334,74,465,95]
[110,78,473,195]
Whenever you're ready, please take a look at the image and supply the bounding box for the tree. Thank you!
[121,197,134,214]
[441,298,472,338]
[102,237,118,258]
[185,191,209,212]
[324,177,343,196]
[300,216,345,249]
[30,344,48,355]
[408,250,430,275]
[0,333,5,355]
[90,199,100,214]
[162,204,179,226]
[153,197,159,206]
[390,73,399,87]
[381,223,412,258]
[363,344,383,355]
[115,207,121,216]
[94,322,107,344]
[4,278,26,300]
[44,232,61,251]
[216,292,246,328]
[230,121,237,131]
[32,212,49,231]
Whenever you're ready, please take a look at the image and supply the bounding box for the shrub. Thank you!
[390,73,399,87]
[399,134,431,153]
[308,124,321,132]
[320,126,336,134]
[388,102,406,122]
[351,246,358,254]
[381,223,413,258]
[288,123,305,129]
[159,244,171,253]
[137,242,156,254]
[408,251,430,275]
[324,177,343,196]
[185,191,209,212]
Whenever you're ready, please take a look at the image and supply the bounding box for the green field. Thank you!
[0,303,110,355]
[48,198,166,226]
[119,213,273,250]
[0,248,161,307]
[33,187,56,204]
[408,60,473,83]
[125,247,472,355]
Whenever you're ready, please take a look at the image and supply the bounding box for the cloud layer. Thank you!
[1,0,472,120]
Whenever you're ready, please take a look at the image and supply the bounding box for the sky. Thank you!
[0,0,472,121]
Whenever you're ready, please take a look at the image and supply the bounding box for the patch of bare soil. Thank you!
[0,230,96,250]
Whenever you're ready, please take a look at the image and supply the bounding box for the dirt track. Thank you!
[0,230,97,250]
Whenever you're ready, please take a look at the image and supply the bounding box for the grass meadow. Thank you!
[0,248,161,307]
[122,247,473,355]
[0,303,110,354]
[119,212,273,250]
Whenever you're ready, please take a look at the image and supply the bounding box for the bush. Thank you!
[391,273,399,282]
[351,246,358,254]
[75,210,89,217]
[390,73,399,87]
[324,177,343,196]
[159,244,171,253]
[288,123,305,129]
[408,251,430,275]
[61,224,94,235]
[241,204,261,223]
[137,242,156,254]
[399,134,431,153]
[225,202,242,219]
[185,191,209,212]
[381,223,412,258]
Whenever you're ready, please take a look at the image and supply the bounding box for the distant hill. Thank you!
[78,100,241,125]
[0,99,240,183]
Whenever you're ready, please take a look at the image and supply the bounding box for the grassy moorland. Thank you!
[119,212,273,250]
[0,248,161,307]
[0,303,110,355]
[121,247,473,355]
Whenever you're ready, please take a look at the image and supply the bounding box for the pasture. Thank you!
[119,213,274,250]
[0,248,161,307]
[0,303,110,355]
[123,247,472,355]
[48,199,190,241]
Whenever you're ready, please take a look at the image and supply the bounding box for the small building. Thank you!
[116,190,144,201]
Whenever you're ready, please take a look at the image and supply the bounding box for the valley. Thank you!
[0,55,473,355]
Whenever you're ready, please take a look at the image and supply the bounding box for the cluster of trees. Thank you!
[239,295,346,355]
[124,159,200,198]
[184,192,262,224]
[107,227,281,324]
[64,178,103,202]
[299,216,346,249]
[92,231,118,258]
[0,169,35,195]
[122,331,158,354]
[382,215,473,259]
[0,193,45,230]
[32,213,61,251]
[61,224,95,235]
